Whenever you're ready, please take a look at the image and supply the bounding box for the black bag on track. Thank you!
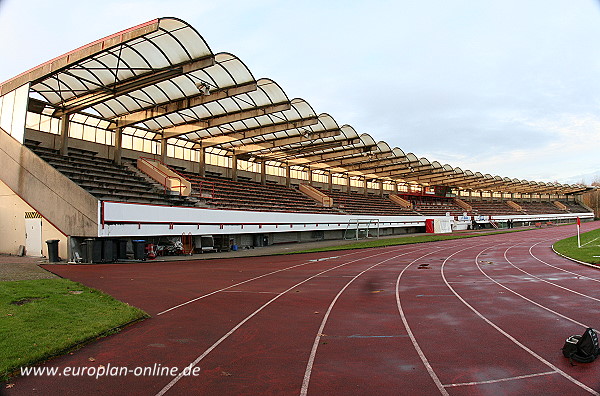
[562,328,600,364]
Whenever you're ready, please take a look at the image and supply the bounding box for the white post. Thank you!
[577,217,581,248]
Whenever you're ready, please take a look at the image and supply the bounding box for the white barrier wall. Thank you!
[490,213,594,222]
[97,201,595,238]
[98,201,430,237]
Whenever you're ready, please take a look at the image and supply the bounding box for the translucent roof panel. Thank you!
[359,134,376,147]
[92,53,255,119]
[138,79,287,132]
[30,17,212,107]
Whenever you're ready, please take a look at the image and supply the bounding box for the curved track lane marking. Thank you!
[157,249,368,315]
[299,246,435,396]
[395,248,471,396]
[504,245,600,303]
[444,370,556,388]
[155,247,419,395]
[528,241,600,283]
[441,247,599,395]
[475,246,587,328]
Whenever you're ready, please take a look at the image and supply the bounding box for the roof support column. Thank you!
[113,127,122,165]
[362,176,368,195]
[393,182,398,195]
[197,146,206,177]
[260,160,266,185]
[160,138,168,164]
[346,174,351,193]
[379,180,384,197]
[307,166,313,186]
[328,171,333,192]
[231,153,238,181]
[59,114,70,156]
[285,163,291,188]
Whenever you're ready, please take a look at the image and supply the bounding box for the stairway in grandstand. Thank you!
[25,141,194,206]
[175,170,342,214]
[320,189,419,216]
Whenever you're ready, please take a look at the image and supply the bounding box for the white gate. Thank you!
[344,219,380,240]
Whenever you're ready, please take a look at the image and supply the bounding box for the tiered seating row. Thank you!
[27,143,192,206]
[519,202,568,215]
[322,189,418,216]
[563,201,589,213]
[26,141,589,217]
[178,171,340,214]
[467,201,521,216]
[400,196,466,216]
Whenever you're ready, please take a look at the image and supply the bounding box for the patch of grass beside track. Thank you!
[288,228,530,254]
[553,228,600,265]
[0,279,148,381]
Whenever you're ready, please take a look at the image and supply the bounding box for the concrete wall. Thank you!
[0,128,98,239]
[0,179,68,258]
[580,191,599,219]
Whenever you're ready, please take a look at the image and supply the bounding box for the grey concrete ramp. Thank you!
[0,128,98,237]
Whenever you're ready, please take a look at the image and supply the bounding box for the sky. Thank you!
[1,0,599,185]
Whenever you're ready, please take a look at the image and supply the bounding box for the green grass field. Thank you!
[288,228,529,254]
[0,279,148,381]
[553,227,600,265]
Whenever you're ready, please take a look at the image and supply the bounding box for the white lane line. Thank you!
[528,241,600,283]
[476,246,587,327]
[300,247,432,396]
[156,249,365,316]
[396,249,468,396]
[155,248,415,396]
[221,290,280,294]
[444,370,556,388]
[441,248,600,396]
[478,246,587,327]
[504,246,600,303]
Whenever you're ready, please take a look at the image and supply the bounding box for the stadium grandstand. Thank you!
[0,17,595,262]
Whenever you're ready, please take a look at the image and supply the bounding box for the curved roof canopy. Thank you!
[0,17,589,195]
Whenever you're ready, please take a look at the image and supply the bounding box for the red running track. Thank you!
[4,222,600,395]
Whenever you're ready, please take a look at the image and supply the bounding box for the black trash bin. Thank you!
[118,239,128,260]
[86,238,102,263]
[46,239,60,262]
[102,239,115,263]
[80,240,88,263]
[132,240,146,260]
